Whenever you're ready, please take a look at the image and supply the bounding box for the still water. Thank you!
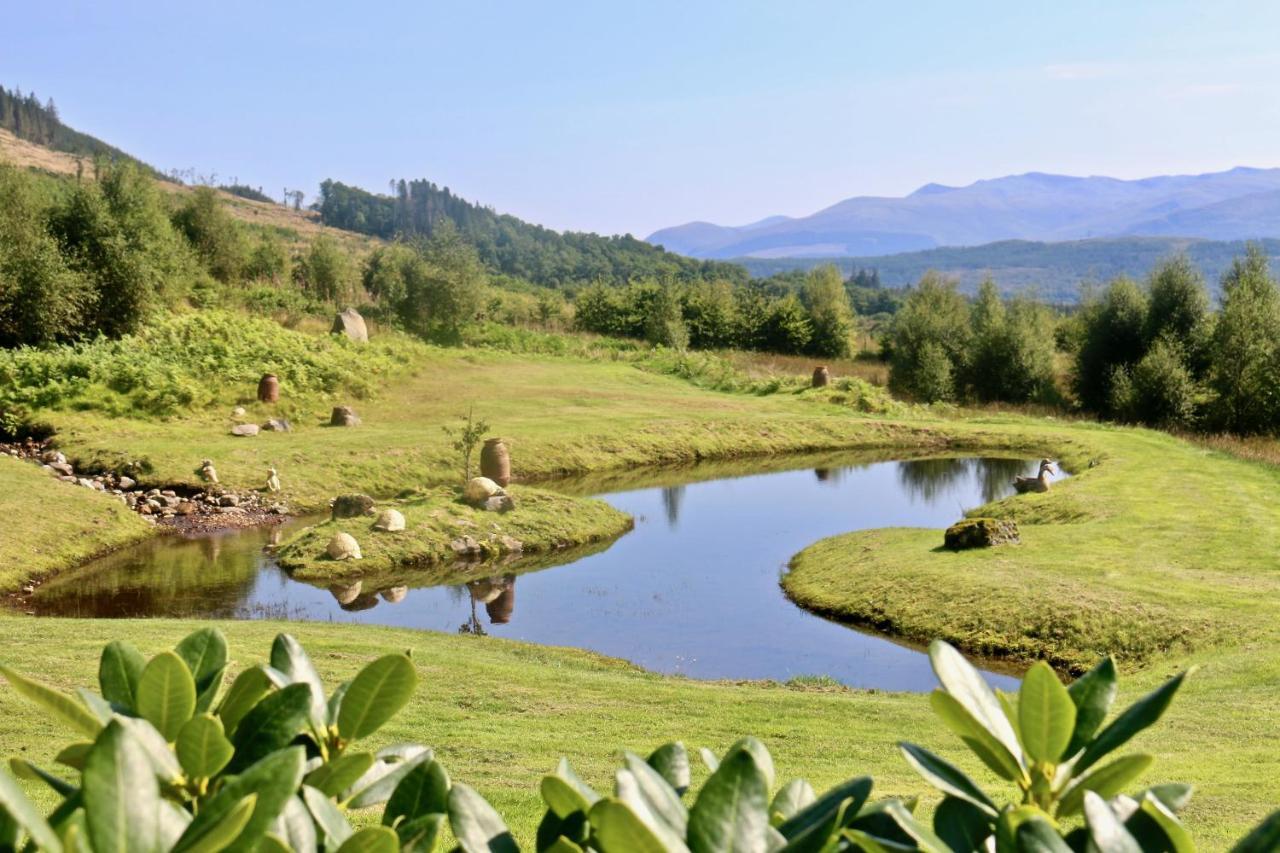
[30,455,1043,691]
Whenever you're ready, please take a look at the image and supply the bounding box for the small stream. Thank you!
[29,454,1046,692]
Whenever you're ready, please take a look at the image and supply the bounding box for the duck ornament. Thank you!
[1013,459,1056,494]
[265,465,282,493]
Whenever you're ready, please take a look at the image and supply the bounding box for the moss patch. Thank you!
[276,485,632,583]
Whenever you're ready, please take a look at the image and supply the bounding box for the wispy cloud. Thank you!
[1174,82,1243,98]
[1043,62,1122,81]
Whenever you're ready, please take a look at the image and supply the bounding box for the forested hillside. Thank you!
[0,85,155,174]
[317,179,747,288]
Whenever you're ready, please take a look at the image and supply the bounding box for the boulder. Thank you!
[328,580,363,604]
[944,517,1020,550]
[450,535,482,557]
[230,423,260,437]
[49,461,74,477]
[262,418,292,432]
[482,495,515,513]
[372,508,406,532]
[330,406,361,427]
[464,477,503,504]
[326,532,363,561]
[331,308,369,343]
[332,494,375,519]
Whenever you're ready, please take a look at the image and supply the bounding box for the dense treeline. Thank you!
[0,85,154,173]
[316,178,747,288]
[572,264,858,357]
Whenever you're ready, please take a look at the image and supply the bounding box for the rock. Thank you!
[231,424,260,437]
[331,307,369,343]
[219,494,240,508]
[450,536,481,557]
[329,581,364,604]
[499,535,523,553]
[161,489,176,498]
[232,406,246,417]
[372,509,406,532]
[944,518,1020,550]
[262,418,291,432]
[117,476,136,491]
[77,477,95,489]
[175,501,197,515]
[162,495,183,508]
[330,406,361,427]
[49,461,74,477]
[482,495,515,513]
[381,586,408,604]
[332,494,375,519]
[41,450,66,465]
[464,477,503,503]
[326,532,363,561]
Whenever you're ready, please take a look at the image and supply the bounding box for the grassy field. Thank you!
[2,324,1278,845]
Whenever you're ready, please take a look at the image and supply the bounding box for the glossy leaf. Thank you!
[699,747,720,772]
[344,748,434,809]
[176,714,234,780]
[173,745,305,853]
[227,683,312,774]
[0,767,63,853]
[616,769,686,849]
[337,826,401,853]
[0,664,101,738]
[1139,793,1194,853]
[930,690,1024,782]
[268,795,317,853]
[303,785,355,849]
[116,716,184,783]
[1018,662,1076,764]
[623,752,688,834]
[175,629,229,714]
[932,796,994,853]
[724,736,776,789]
[173,794,257,853]
[448,783,519,853]
[1232,809,1280,852]
[554,758,601,806]
[307,751,376,798]
[1083,791,1142,853]
[216,666,276,735]
[542,774,592,820]
[337,654,417,741]
[83,720,160,853]
[1057,754,1153,818]
[270,633,328,731]
[1076,671,1187,774]
[77,689,116,725]
[929,641,1023,764]
[842,828,916,852]
[8,758,75,797]
[1015,816,1074,852]
[1145,783,1194,814]
[397,812,445,853]
[384,759,451,827]
[687,747,768,853]
[1065,656,1118,756]
[898,742,997,816]
[136,651,197,742]
[98,641,146,711]
[770,779,816,825]
[863,799,951,853]
[776,775,872,843]
[55,743,92,771]
[589,798,674,853]
[648,742,691,795]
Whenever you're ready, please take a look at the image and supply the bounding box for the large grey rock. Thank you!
[332,494,375,519]
[331,308,369,343]
[330,406,361,427]
[944,517,1020,550]
[464,477,502,504]
[230,423,260,437]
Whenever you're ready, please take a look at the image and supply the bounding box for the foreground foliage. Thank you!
[2,631,1276,852]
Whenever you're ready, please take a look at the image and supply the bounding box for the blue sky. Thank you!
[10,1,1280,236]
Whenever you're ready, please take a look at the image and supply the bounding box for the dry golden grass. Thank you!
[723,349,890,386]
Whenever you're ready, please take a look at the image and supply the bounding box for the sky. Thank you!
[10,1,1280,237]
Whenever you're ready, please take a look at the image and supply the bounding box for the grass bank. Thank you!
[276,485,633,583]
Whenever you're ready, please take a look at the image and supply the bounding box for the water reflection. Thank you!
[30,454,1049,691]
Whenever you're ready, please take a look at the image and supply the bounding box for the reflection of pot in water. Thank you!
[340,593,380,612]
[328,580,363,605]
[467,575,516,624]
[267,526,283,547]
[814,468,830,482]
[200,536,223,563]
[380,586,408,604]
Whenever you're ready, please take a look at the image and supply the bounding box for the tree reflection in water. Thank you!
[661,486,685,528]
[459,575,516,634]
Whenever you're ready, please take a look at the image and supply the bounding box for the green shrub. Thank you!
[172,187,249,283]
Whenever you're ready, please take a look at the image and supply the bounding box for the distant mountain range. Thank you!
[647,168,1280,259]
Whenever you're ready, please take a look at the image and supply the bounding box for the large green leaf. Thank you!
[173,746,305,853]
[723,737,776,789]
[115,717,184,784]
[1232,809,1280,852]
[1018,663,1077,765]
[337,654,417,742]
[303,784,355,849]
[855,799,950,853]
[136,651,197,742]
[268,795,318,853]
[175,629,229,714]
[384,759,451,827]
[98,641,146,712]
[1139,793,1195,853]
[1076,671,1187,774]
[176,714,234,780]
[687,747,768,853]
[776,776,872,843]
[842,828,915,851]
[932,796,994,853]
[55,742,92,771]
[270,634,328,731]
[930,691,1025,782]
[0,664,102,738]
[769,780,815,826]
[216,666,276,736]
[1065,656,1118,757]
[616,769,686,849]
[898,742,997,816]
[344,748,434,808]
[83,720,161,853]
[542,774,592,819]
[337,826,401,853]
[397,813,446,853]
[227,683,313,774]
[648,742,691,796]
[928,641,1023,766]
[554,758,601,806]
[623,752,689,834]
[0,767,63,852]
[1057,754,1153,818]
[589,798,675,853]
[172,794,257,853]
[448,783,519,853]
[1015,816,1074,852]
[306,751,376,797]
[8,758,76,797]
[1083,792,1142,853]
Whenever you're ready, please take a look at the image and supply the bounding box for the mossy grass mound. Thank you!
[276,485,632,583]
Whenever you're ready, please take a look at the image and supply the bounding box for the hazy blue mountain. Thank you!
[648,167,1280,259]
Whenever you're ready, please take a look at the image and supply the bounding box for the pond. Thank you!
[29,454,1049,692]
